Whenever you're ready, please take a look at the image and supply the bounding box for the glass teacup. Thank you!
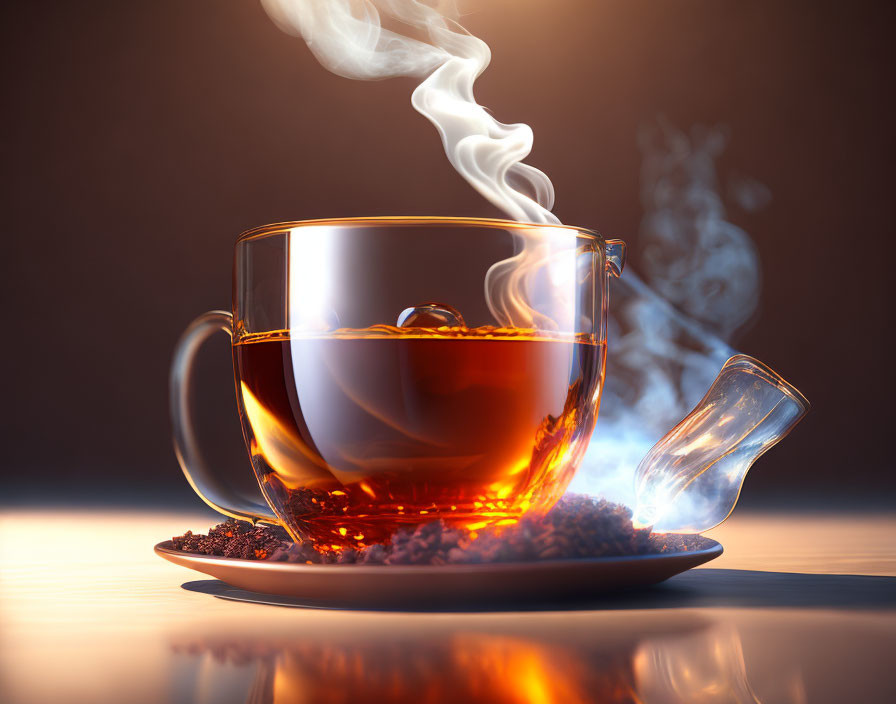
[171,217,625,550]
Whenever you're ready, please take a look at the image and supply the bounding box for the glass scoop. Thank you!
[633,355,809,533]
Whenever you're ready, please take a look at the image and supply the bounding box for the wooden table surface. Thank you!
[1,507,894,703]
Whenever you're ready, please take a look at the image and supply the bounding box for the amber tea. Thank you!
[234,326,605,550]
[170,220,624,554]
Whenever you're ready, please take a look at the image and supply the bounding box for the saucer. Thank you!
[155,537,722,609]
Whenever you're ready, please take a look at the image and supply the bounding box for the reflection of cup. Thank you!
[173,634,636,704]
[171,617,794,704]
[171,217,625,548]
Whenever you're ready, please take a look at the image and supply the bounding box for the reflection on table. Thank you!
[1,510,894,704]
[170,615,811,704]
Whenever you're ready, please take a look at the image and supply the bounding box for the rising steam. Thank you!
[572,122,769,511]
[638,119,761,339]
[263,1,777,525]
[262,0,559,327]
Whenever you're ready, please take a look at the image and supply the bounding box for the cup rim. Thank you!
[236,216,604,244]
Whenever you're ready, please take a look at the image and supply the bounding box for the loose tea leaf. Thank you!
[171,520,288,560]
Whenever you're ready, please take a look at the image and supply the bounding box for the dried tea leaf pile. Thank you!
[171,521,285,560]
[170,495,698,565]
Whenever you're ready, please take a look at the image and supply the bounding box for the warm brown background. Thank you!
[2,0,893,506]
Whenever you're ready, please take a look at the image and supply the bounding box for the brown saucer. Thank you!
[155,536,722,609]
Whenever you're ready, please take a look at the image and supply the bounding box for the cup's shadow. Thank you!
[181,568,896,613]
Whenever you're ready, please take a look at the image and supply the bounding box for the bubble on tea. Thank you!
[397,303,466,328]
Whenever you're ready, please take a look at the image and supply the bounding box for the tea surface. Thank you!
[234,327,604,549]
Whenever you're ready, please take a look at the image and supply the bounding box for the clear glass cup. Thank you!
[171,217,625,549]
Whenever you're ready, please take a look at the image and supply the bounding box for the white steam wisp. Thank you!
[262,0,559,327]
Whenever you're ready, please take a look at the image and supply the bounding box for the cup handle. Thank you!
[169,310,280,525]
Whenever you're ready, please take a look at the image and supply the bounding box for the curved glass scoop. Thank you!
[633,354,809,533]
